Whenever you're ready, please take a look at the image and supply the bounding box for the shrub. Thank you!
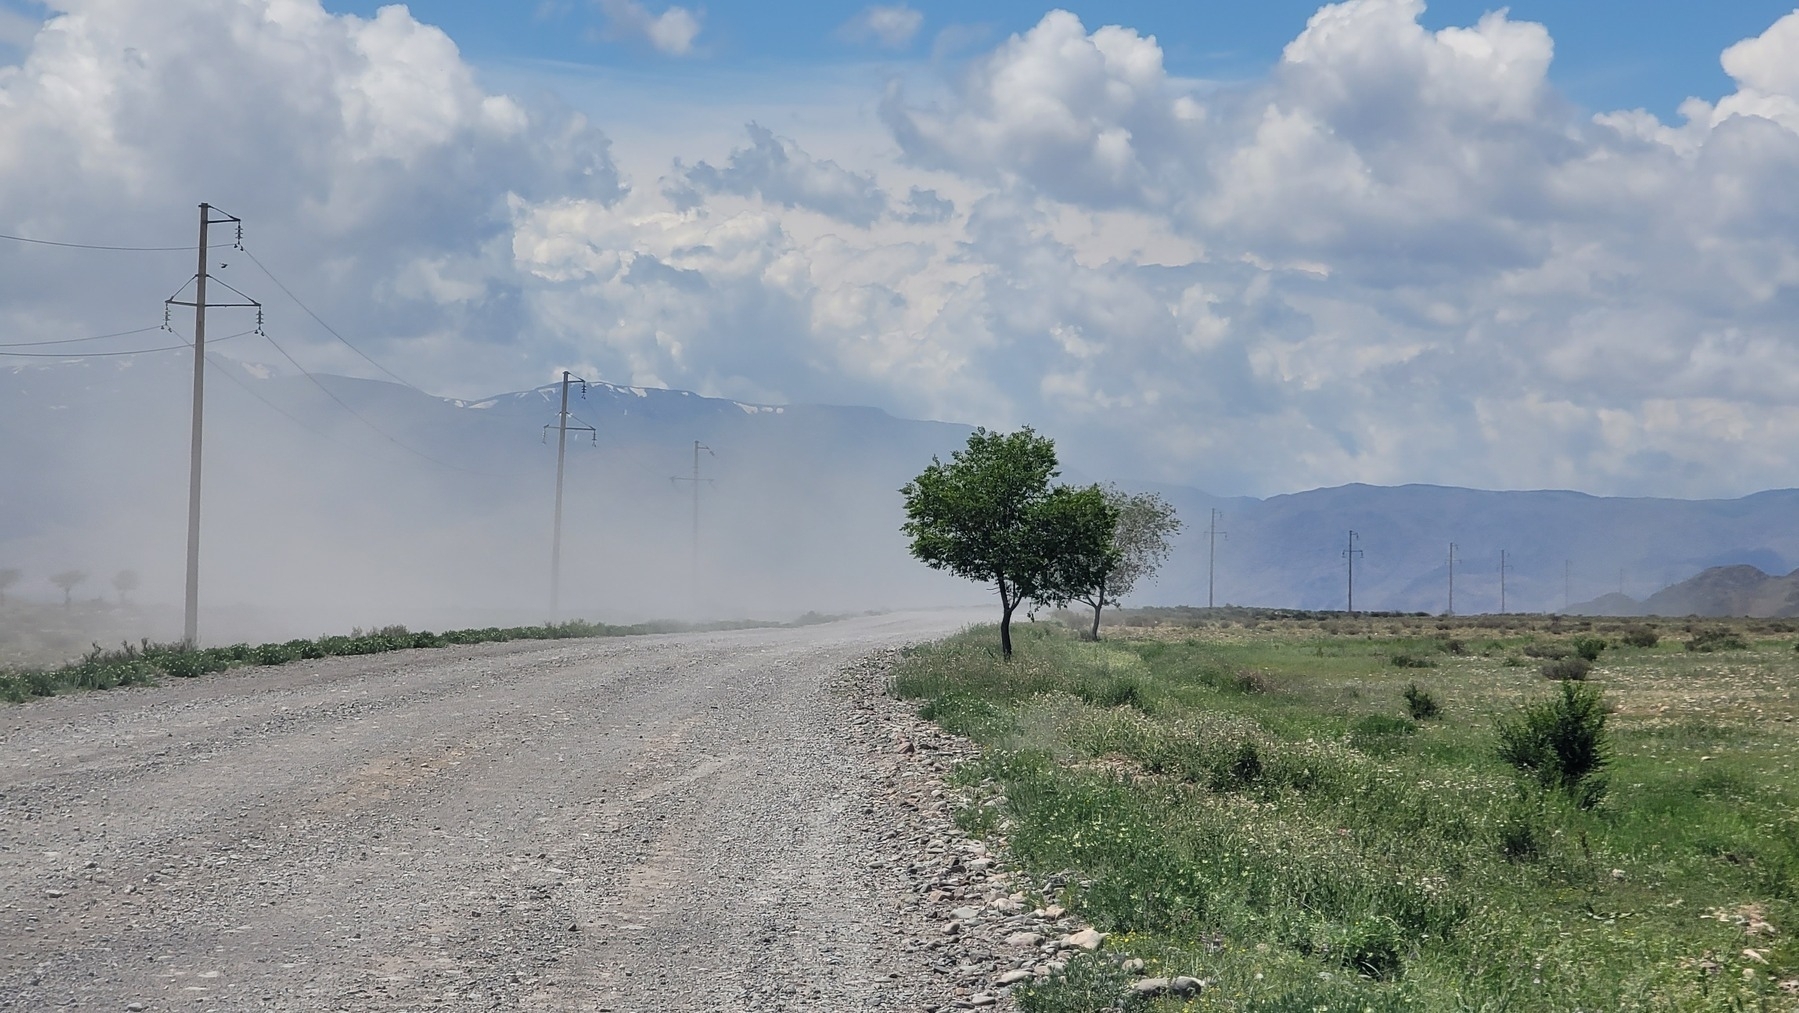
[1620,625,1659,648]
[1389,653,1435,669]
[1403,682,1441,720]
[1495,681,1611,808]
[1570,636,1607,662]
[252,642,297,666]
[1210,739,1264,790]
[1540,657,1592,681]
[1496,792,1547,862]
[1685,629,1749,653]
[1522,643,1570,660]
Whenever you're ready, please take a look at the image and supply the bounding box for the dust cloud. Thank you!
[0,352,982,659]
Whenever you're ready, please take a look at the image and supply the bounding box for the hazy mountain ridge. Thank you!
[3,359,1796,630]
[1569,564,1799,618]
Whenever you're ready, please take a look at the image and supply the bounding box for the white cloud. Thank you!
[668,123,890,226]
[0,0,621,391]
[838,4,923,50]
[596,0,701,57]
[10,0,1799,500]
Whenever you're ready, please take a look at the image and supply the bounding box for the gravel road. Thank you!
[0,610,984,1012]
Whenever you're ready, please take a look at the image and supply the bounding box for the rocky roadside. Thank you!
[837,649,1207,1012]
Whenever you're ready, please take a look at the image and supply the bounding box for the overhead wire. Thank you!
[0,230,194,252]
[0,329,253,358]
[249,326,504,477]
[239,246,422,391]
[0,324,165,348]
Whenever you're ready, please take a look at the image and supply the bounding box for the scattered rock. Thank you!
[1131,977,1171,996]
[1171,976,1206,995]
[1060,928,1104,951]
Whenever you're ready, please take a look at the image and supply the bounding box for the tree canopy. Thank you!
[901,428,1115,658]
[1067,487,1182,640]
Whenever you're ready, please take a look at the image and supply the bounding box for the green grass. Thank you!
[0,616,799,703]
[892,616,1799,1011]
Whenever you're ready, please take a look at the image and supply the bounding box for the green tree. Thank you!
[0,567,18,605]
[901,428,1112,659]
[1067,486,1182,641]
[50,569,86,608]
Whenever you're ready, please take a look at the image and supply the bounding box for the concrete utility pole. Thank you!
[1447,542,1457,617]
[1206,508,1225,608]
[164,204,259,647]
[544,371,593,619]
[670,441,714,605]
[1499,549,1510,614]
[1343,530,1363,615]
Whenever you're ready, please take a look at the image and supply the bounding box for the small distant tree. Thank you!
[0,567,18,605]
[1066,486,1182,640]
[901,428,1113,659]
[50,569,87,608]
[112,569,140,604]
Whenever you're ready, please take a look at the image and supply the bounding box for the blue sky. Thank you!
[308,0,1799,119]
[4,0,1799,500]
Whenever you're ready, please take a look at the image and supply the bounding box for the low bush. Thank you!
[1570,636,1607,662]
[1540,657,1593,681]
[1522,643,1570,660]
[1619,625,1660,648]
[1403,682,1441,720]
[1390,653,1435,669]
[1495,680,1611,808]
[1686,629,1749,653]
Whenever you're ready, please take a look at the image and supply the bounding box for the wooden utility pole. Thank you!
[164,204,257,647]
[1500,549,1509,614]
[671,441,714,604]
[1343,530,1363,614]
[1447,542,1457,617]
[1207,508,1225,608]
[545,371,593,619]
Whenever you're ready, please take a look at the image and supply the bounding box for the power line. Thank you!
[0,230,194,252]
[0,343,187,358]
[252,327,491,476]
[240,246,421,391]
[0,331,253,358]
[0,324,164,348]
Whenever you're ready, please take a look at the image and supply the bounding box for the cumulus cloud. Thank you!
[595,0,701,56]
[669,123,890,226]
[11,0,1799,500]
[837,4,923,50]
[882,10,1202,207]
[0,0,622,391]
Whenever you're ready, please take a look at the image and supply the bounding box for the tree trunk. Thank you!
[1090,600,1103,641]
[1000,599,1016,660]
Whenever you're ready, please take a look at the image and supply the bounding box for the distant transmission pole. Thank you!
[1499,549,1509,614]
[1343,530,1363,615]
[1207,508,1226,608]
[164,203,260,647]
[1564,559,1571,613]
[1447,542,1457,617]
[670,441,715,605]
[543,371,593,619]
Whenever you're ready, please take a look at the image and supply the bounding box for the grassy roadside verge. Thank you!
[891,618,1799,1011]
[1,613,847,704]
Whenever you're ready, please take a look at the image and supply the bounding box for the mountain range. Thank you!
[3,356,1796,639]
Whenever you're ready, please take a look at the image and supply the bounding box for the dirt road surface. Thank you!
[0,610,980,1011]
